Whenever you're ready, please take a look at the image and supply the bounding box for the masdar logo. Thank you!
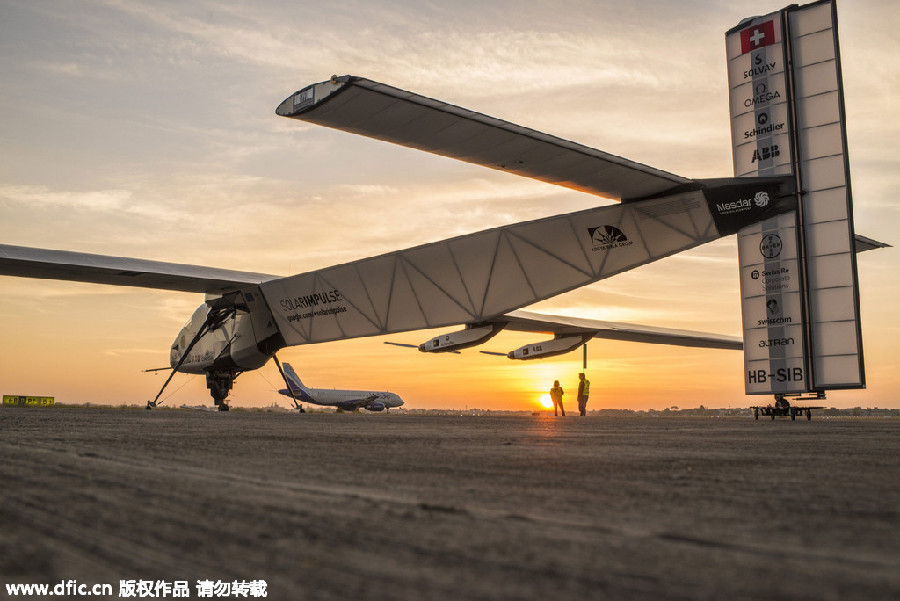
[588,225,633,252]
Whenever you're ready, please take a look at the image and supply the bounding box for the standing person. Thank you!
[577,372,591,416]
[549,380,565,416]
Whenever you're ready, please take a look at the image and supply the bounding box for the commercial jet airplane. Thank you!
[276,363,403,412]
[0,2,887,410]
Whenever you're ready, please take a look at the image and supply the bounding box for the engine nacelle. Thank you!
[365,401,386,412]
[507,334,593,360]
[419,323,505,353]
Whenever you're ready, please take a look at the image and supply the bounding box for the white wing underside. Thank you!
[502,310,742,350]
[0,244,275,294]
[276,76,692,201]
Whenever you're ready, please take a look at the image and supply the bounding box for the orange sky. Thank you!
[1,0,897,411]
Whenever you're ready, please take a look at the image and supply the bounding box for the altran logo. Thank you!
[754,191,770,207]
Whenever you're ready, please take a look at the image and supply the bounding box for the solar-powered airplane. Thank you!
[0,0,885,410]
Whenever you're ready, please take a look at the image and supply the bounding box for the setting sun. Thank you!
[539,394,554,410]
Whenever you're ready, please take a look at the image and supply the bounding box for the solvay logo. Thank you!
[754,191,770,207]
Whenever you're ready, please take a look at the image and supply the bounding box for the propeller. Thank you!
[383,341,419,349]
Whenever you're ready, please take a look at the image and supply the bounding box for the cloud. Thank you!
[0,184,132,211]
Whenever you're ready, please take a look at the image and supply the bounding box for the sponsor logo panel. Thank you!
[740,20,777,54]
[705,182,796,236]
[587,225,633,252]
[743,50,779,79]
[746,323,805,360]
[726,46,784,87]
[759,233,783,258]
[743,109,786,140]
[731,133,793,176]
[728,75,789,120]
[745,265,795,292]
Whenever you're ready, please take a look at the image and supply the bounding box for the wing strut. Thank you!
[272,355,305,413]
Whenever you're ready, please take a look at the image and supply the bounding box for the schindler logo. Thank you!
[588,226,633,251]
[744,112,785,139]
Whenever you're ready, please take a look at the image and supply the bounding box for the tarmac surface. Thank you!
[1,408,898,600]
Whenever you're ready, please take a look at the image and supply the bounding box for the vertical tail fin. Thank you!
[282,363,307,392]
[727,0,865,396]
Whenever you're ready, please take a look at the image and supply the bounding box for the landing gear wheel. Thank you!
[207,372,235,412]
[791,408,796,421]
[771,411,776,421]
[806,409,812,421]
[754,407,759,420]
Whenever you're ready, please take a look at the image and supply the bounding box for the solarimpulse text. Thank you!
[279,290,343,312]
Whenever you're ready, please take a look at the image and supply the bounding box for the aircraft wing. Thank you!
[0,244,278,294]
[499,309,743,350]
[276,75,692,201]
[333,395,381,411]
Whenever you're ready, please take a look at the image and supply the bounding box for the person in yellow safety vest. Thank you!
[549,380,565,416]
[577,373,590,416]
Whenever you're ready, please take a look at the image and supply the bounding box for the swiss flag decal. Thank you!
[740,21,776,54]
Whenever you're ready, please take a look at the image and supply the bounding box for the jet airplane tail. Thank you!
[279,363,315,404]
